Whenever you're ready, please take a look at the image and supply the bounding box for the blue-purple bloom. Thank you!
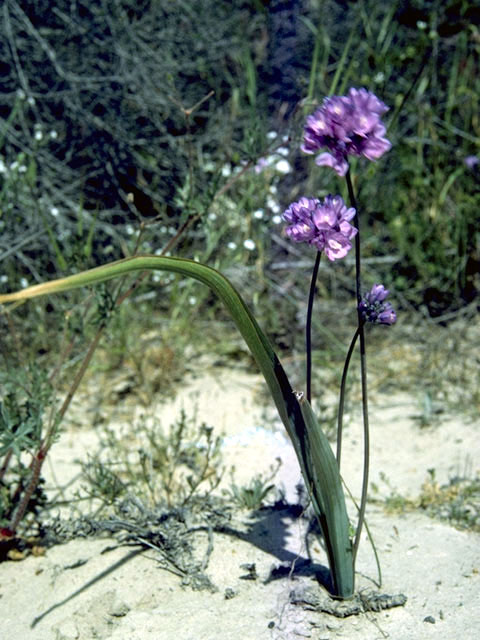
[464,155,479,170]
[302,88,391,176]
[359,284,396,325]
[282,195,357,261]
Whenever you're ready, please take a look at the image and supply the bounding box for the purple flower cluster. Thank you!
[302,88,391,176]
[283,195,357,261]
[358,284,396,325]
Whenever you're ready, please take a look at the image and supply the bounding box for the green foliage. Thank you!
[225,459,281,510]
[418,469,480,533]
[0,0,270,288]
[0,366,55,458]
[373,468,480,533]
[0,365,55,527]
[1,0,478,344]
[79,409,223,512]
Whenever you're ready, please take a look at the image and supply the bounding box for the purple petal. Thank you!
[315,152,349,176]
[324,232,352,261]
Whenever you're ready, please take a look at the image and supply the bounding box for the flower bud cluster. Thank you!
[358,284,396,325]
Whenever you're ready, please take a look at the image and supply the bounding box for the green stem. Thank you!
[306,251,321,403]
[342,479,382,589]
[337,327,360,469]
[345,169,370,565]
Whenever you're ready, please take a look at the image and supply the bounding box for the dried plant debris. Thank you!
[290,586,407,618]
[42,495,232,591]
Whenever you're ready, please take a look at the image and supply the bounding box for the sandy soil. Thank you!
[1,367,479,639]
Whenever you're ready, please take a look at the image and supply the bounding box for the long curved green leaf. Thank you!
[0,255,354,597]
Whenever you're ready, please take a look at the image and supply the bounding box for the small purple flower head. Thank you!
[464,155,479,170]
[302,88,391,176]
[359,284,396,325]
[283,195,357,261]
[364,283,389,304]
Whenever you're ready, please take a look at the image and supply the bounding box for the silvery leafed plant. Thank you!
[0,87,394,600]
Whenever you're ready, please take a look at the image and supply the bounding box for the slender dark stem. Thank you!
[0,450,13,483]
[345,169,370,564]
[337,326,360,469]
[10,451,44,532]
[345,170,361,305]
[306,251,321,403]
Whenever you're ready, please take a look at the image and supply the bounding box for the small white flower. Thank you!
[227,241,237,250]
[221,164,231,177]
[269,185,278,194]
[10,161,19,171]
[188,296,197,306]
[50,207,59,217]
[276,146,289,156]
[126,224,135,235]
[0,158,6,174]
[275,159,291,174]
[49,130,58,140]
[0,275,8,283]
[16,89,26,100]
[208,212,217,221]
[34,131,43,141]
[253,209,264,219]
[18,165,27,173]
[243,239,255,251]
[267,131,278,140]
[267,196,281,214]
[27,96,36,106]
[20,278,29,288]
[152,273,162,282]
[272,215,282,224]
